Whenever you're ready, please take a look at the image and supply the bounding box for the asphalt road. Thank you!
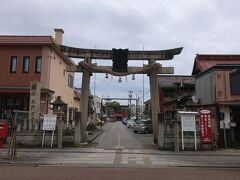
[1,121,239,168]
[0,165,239,180]
[0,119,239,180]
[95,121,156,150]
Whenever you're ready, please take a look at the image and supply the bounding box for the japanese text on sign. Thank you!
[181,114,195,132]
[200,110,212,143]
[42,114,57,131]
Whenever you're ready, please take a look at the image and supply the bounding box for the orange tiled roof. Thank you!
[0,35,54,45]
[0,35,76,65]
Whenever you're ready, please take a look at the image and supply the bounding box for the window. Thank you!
[15,98,21,107]
[68,74,74,88]
[23,56,30,73]
[35,56,42,73]
[230,70,240,95]
[6,98,14,106]
[10,56,17,73]
[164,111,173,120]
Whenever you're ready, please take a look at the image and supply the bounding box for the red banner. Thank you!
[200,110,213,144]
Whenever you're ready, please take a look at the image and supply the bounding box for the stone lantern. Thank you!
[51,96,67,148]
[52,96,67,113]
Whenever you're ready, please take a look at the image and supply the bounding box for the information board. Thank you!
[42,114,57,131]
[179,111,198,150]
[181,114,195,132]
[200,110,212,144]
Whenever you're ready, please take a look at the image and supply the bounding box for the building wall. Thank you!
[93,95,101,114]
[144,100,151,117]
[215,70,240,102]
[40,46,51,89]
[195,71,216,105]
[219,107,231,129]
[158,87,164,112]
[40,93,49,114]
[0,46,41,87]
[73,98,80,111]
[196,69,240,104]
[0,44,80,116]
[48,50,77,109]
[0,35,80,130]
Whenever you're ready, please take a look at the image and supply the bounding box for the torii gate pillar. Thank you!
[79,57,92,143]
[149,59,164,147]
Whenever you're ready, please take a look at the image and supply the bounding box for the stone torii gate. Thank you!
[61,45,183,148]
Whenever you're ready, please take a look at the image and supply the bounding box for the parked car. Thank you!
[133,120,153,134]
[126,118,136,128]
[122,118,129,125]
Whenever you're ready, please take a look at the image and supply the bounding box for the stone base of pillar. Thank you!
[74,112,81,146]
[158,121,165,148]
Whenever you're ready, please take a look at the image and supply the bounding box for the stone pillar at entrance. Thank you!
[148,59,164,146]
[29,81,41,131]
[79,57,92,143]
[74,111,81,145]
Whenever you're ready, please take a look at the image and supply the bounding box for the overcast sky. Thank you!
[1,0,240,104]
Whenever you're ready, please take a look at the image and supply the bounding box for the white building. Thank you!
[93,95,101,118]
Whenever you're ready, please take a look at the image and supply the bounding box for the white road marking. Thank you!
[115,125,124,150]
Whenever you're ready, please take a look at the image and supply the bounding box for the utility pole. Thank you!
[136,93,139,119]
[94,46,97,96]
[142,46,145,112]
[128,91,133,106]
[128,91,133,116]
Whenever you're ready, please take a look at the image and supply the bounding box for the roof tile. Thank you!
[0,35,54,45]
[192,54,240,75]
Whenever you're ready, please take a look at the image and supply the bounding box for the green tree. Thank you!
[110,101,121,111]
[104,101,121,116]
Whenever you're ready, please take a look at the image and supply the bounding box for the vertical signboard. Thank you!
[200,110,212,144]
[29,81,41,131]
[179,111,198,151]
[42,114,57,148]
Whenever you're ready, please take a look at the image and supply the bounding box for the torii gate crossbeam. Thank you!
[60,45,183,60]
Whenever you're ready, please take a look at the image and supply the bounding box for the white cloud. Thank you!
[1,0,240,102]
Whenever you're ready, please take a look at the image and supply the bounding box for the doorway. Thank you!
[231,107,240,147]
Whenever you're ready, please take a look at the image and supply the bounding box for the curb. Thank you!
[1,148,240,157]
[0,160,240,169]
[88,130,103,143]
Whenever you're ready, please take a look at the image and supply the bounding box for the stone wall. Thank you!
[164,134,213,150]
[13,131,74,147]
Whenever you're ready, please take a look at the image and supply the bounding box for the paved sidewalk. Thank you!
[1,123,240,168]
[1,147,240,168]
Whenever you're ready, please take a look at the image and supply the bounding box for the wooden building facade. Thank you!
[193,55,240,148]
